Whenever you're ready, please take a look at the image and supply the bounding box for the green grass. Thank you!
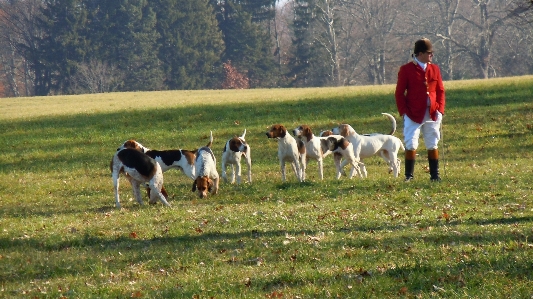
[1,76,533,298]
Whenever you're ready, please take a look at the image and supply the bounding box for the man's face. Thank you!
[417,51,433,63]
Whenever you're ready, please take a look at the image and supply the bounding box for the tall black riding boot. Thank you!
[404,150,416,182]
[428,149,441,182]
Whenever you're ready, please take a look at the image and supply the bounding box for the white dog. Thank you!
[192,131,219,198]
[292,124,336,180]
[111,148,170,208]
[221,129,252,184]
[320,135,365,179]
[331,114,404,177]
[266,124,303,182]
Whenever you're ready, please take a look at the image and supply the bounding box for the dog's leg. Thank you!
[149,187,170,206]
[349,161,366,178]
[112,170,122,209]
[235,162,242,185]
[334,154,343,179]
[318,158,324,180]
[290,161,302,182]
[280,160,287,182]
[348,161,361,179]
[360,163,368,177]
[389,153,400,178]
[245,153,252,183]
[299,154,307,181]
[150,166,170,206]
[130,180,144,206]
[396,158,401,177]
[221,159,228,183]
[295,156,303,182]
[212,177,219,195]
[379,150,395,174]
[340,158,355,179]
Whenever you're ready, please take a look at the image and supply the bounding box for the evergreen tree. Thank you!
[89,0,164,91]
[152,0,224,90]
[287,0,331,87]
[241,0,276,23]
[211,0,277,88]
[39,0,89,94]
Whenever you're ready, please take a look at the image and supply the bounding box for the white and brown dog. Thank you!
[292,124,335,180]
[320,135,365,179]
[111,148,170,208]
[221,129,251,184]
[266,124,303,182]
[192,131,219,198]
[331,113,404,177]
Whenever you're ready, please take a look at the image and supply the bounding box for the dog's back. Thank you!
[116,148,158,177]
[196,147,217,178]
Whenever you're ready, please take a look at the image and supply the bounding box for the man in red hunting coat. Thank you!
[395,38,446,182]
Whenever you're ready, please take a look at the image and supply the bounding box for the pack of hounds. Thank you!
[110,113,405,208]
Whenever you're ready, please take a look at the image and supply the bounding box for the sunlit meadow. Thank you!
[1,76,532,298]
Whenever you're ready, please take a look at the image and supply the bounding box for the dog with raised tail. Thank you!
[331,113,404,177]
[192,131,219,198]
[221,129,252,184]
[266,124,303,183]
[111,148,170,208]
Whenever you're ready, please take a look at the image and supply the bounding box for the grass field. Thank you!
[1,76,533,298]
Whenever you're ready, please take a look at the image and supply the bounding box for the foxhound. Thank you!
[292,125,335,180]
[266,124,303,182]
[321,135,365,179]
[192,131,220,198]
[331,113,404,177]
[111,148,170,208]
[221,129,252,184]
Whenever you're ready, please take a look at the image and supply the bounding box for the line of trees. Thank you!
[0,0,532,97]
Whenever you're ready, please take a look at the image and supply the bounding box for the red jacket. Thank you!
[395,60,445,124]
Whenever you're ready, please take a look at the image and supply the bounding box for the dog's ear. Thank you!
[191,181,197,192]
[340,137,351,149]
[278,125,287,137]
[302,125,311,136]
[327,137,337,150]
[207,179,213,193]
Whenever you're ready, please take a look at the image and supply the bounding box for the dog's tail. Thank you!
[241,128,247,140]
[205,131,213,148]
[382,113,397,135]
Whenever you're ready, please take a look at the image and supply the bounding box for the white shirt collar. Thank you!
[414,56,427,71]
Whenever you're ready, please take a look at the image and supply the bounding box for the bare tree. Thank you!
[430,0,463,80]
[70,60,124,94]
[273,0,294,84]
[0,0,44,96]
[434,0,529,79]
[338,0,405,85]
[313,0,343,86]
